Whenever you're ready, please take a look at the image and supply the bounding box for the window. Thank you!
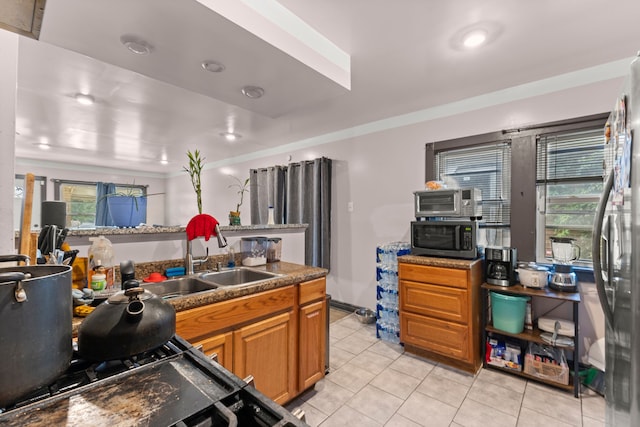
[433,140,512,247]
[54,180,146,228]
[536,128,606,265]
[14,175,47,231]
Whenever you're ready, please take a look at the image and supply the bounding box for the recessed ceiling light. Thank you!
[201,61,225,73]
[462,30,487,48]
[220,132,241,141]
[38,143,50,150]
[75,93,94,105]
[241,86,265,99]
[160,159,168,165]
[450,22,501,51]
[120,35,153,55]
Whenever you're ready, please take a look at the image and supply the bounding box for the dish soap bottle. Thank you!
[227,247,236,268]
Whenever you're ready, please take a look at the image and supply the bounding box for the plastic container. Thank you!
[87,236,115,291]
[490,292,530,334]
[241,237,267,266]
[90,273,106,291]
[266,237,282,263]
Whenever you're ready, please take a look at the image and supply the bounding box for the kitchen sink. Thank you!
[141,276,218,299]
[199,267,283,287]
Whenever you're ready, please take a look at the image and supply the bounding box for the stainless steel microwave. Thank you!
[414,188,482,218]
[410,220,478,259]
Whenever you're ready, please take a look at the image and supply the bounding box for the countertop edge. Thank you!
[20,224,308,238]
[398,254,482,270]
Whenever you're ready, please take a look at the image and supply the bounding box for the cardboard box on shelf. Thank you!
[523,342,569,385]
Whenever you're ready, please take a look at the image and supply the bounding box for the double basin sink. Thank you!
[141,267,284,300]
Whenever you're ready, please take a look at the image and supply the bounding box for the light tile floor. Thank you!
[286,311,605,427]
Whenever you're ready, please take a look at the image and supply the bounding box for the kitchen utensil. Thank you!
[0,254,73,408]
[18,173,35,261]
[516,264,549,288]
[77,278,176,360]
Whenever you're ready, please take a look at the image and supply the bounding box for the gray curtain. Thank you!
[95,182,116,226]
[251,158,331,269]
[250,166,287,224]
[287,158,331,269]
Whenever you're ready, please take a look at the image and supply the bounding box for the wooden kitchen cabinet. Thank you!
[298,277,327,391]
[175,278,327,404]
[234,311,296,405]
[193,332,233,371]
[399,260,483,373]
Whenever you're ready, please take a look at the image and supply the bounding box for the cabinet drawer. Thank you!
[299,277,326,305]
[400,280,468,323]
[401,311,469,361]
[176,286,295,341]
[399,263,468,289]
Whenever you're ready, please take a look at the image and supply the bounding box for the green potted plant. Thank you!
[228,175,249,225]
[183,149,204,214]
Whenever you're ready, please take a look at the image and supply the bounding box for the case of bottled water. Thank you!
[375,241,410,344]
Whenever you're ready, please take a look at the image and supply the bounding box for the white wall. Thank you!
[0,31,18,254]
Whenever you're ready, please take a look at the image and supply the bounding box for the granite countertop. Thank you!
[398,254,482,270]
[72,261,327,334]
[63,223,307,237]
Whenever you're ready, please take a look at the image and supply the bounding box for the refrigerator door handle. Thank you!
[592,171,615,327]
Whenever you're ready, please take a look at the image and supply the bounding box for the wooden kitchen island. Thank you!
[398,255,483,374]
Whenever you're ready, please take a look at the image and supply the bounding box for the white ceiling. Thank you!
[12,0,640,174]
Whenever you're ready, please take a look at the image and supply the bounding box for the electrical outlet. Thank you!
[347,202,354,212]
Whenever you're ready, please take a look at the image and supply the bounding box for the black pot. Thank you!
[0,255,72,408]
[78,280,176,360]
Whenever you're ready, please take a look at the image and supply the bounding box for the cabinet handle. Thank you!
[243,374,255,387]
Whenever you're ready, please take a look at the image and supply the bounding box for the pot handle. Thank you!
[0,272,26,284]
[0,272,28,303]
[0,254,30,266]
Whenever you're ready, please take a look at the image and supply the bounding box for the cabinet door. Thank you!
[299,300,326,391]
[193,332,233,371]
[400,280,468,323]
[401,311,470,361]
[233,311,296,405]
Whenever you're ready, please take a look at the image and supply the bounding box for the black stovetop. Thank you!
[0,336,307,427]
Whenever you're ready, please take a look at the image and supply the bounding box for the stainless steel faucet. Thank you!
[185,241,208,275]
[185,224,228,275]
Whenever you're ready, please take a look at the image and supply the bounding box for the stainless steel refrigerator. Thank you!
[593,52,640,426]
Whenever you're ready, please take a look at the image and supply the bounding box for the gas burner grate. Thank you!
[0,341,183,413]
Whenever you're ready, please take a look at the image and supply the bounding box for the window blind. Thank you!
[536,127,606,262]
[435,141,511,225]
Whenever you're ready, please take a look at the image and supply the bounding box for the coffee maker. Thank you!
[485,247,517,286]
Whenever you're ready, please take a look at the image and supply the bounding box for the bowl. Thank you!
[354,308,376,324]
